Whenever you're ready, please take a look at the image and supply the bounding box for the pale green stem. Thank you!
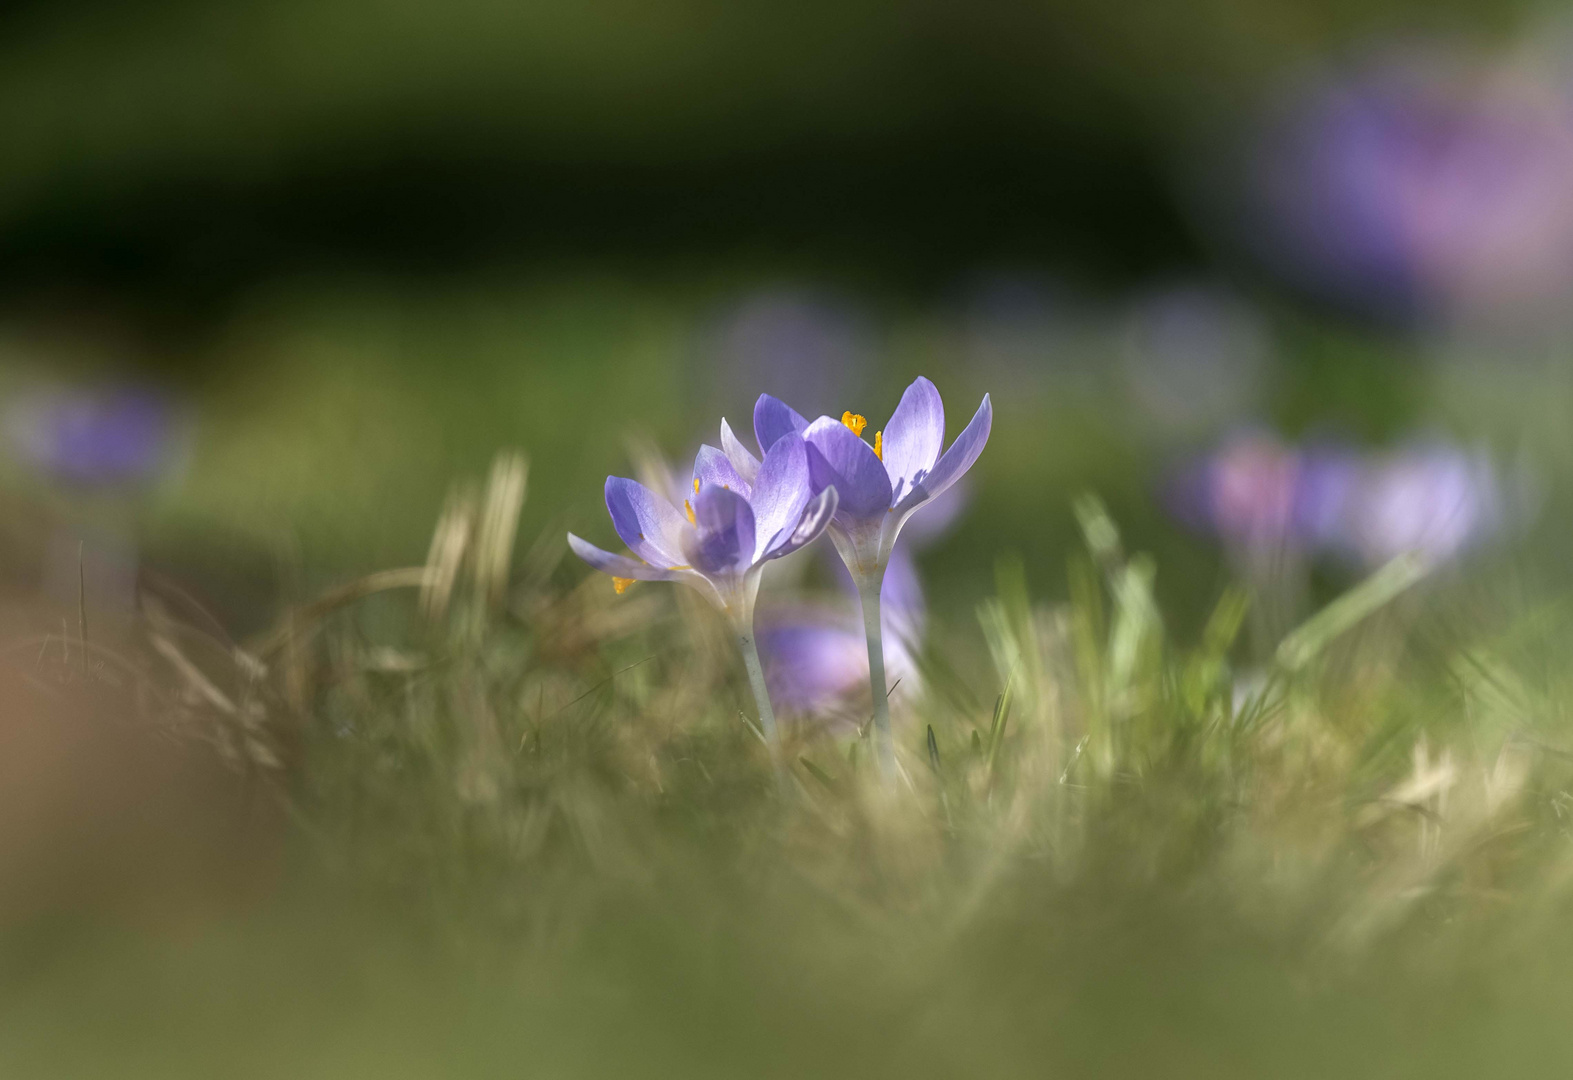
[736,627,779,749]
[855,568,896,784]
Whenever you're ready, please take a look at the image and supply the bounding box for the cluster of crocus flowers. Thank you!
[745,379,991,779]
[571,376,991,784]
[1166,429,1507,570]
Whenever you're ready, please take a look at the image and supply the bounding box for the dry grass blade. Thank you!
[253,567,435,659]
[475,452,528,609]
[421,485,477,623]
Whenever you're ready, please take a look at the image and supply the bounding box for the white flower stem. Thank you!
[855,568,896,784]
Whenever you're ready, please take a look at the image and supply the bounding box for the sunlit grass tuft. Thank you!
[4,454,1573,1076]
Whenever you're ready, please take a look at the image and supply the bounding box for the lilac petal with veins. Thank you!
[803,416,893,519]
[765,487,837,561]
[693,444,750,497]
[753,394,810,457]
[895,394,991,513]
[880,376,945,504]
[719,418,761,485]
[605,476,690,568]
[567,534,677,581]
[748,433,812,560]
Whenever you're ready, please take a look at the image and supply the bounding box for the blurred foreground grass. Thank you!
[2,455,1572,1077]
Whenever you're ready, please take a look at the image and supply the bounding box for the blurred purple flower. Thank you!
[757,545,926,718]
[1169,430,1503,570]
[5,386,181,488]
[897,474,970,548]
[1345,443,1500,566]
[1169,431,1306,551]
[1239,48,1573,320]
[1292,443,1365,551]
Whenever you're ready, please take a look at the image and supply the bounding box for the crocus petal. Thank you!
[764,486,838,561]
[605,476,690,568]
[880,376,945,505]
[693,444,750,497]
[749,433,812,560]
[895,394,991,513]
[803,416,893,519]
[753,394,809,456]
[567,533,677,581]
[720,418,762,485]
[684,483,756,575]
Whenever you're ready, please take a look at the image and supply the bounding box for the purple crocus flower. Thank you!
[732,376,991,780]
[749,378,992,585]
[3,386,186,622]
[1205,432,1302,550]
[568,429,838,750]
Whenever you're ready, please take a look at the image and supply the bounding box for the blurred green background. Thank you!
[0,0,1563,625]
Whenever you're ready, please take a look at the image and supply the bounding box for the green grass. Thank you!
[4,453,1573,1078]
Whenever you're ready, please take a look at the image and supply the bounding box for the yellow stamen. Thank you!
[693,477,700,493]
[841,411,868,437]
[684,499,696,525]
[613,577,636,595]
[873,430,882,460]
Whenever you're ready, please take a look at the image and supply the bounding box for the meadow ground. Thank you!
[1,281,1572,1077]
